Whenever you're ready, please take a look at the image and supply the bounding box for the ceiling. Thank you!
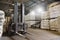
[0,0,60,15]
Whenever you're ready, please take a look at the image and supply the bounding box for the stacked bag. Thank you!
[48,2,60,32]
[0,10,5,37]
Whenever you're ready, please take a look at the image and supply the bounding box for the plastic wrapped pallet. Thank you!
[50,19,58,30]
[41,11,49,19]
[48,2,60,18]
[57,16,60,32]
[48,2,60,32]
[41,20,49,29]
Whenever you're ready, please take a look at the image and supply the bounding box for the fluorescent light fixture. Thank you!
[34,6,45,16]
[35,7,44,13]
[29,5,45,16]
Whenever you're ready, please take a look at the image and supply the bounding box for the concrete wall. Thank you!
[25,12,35,27]
[25,11,48,27]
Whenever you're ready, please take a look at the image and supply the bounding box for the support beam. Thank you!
[0,1,12,5]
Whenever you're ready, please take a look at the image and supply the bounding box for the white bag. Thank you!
[0,10,5,37]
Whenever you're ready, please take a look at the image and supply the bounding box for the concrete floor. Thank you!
[1,28,60,40]
[26,28,60,40]
[1,35,27,40]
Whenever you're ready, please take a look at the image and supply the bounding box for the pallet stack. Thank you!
[50,19,58,30]
[41,20,49,29]
[41,2,60,31]
[41,10,50,29]
[48,2,60,32]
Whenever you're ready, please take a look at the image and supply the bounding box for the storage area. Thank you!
[0,0,60,40]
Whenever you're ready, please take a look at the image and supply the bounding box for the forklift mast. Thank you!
[14,0,26,34]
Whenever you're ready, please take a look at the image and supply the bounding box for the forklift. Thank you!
[7,0,28,36]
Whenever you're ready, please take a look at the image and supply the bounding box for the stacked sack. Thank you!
[49,2,60,18]
[50,19,58,30]
[48,2,60,31]
[41,11,50,20]
[41,11,50,29]
[57,16,60,32]
[41,20,49,29]
[0,10,5,37]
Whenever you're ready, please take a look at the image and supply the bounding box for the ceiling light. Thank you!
[41,0,45,1]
